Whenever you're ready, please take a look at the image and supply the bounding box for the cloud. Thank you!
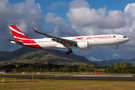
[45,13,65,26]
[0,0,43,51]
[124,3,135,13]
[66,0,126,29]
[48,1,65,10]
[45,12,79,37]
[69,0,89,8]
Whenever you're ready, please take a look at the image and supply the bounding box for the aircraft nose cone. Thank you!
[127,38,130,41]
[125,38,130,42]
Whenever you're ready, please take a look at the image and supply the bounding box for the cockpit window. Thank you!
[123,36,127,38]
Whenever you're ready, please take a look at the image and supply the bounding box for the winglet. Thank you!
[34,29,49,37]
[34,29,38,33]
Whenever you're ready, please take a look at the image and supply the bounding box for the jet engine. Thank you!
[77,41,90,50]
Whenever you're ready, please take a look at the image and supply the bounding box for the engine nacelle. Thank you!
[77,42,90,50]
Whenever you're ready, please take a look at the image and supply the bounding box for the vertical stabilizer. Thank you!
[9,25,31,41]
[8,25,42,48]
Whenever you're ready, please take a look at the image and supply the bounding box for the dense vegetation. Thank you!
[0,64,95,72]
[1,62,135,73]
[105,62,135,73]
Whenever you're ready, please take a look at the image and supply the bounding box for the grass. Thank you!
[0,77,135,90]
[6,72,135,76]
[95,69,105,72]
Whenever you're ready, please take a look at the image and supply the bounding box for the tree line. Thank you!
[0,64,96,72]
[0,62,135,73]
[105,62,135,73]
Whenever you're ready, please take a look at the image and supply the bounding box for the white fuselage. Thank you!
[33,34,130,50]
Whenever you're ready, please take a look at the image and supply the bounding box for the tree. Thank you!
[78,64,87,72]
[104,66,113,73]
[118,62,132,70]
[114,62,120,69]
[63,67,70,72]
[90,64,96,69]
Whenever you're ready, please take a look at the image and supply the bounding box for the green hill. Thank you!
[0,47,94,65]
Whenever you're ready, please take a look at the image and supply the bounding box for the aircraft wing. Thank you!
[34,30,77,47]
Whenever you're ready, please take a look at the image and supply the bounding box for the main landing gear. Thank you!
[116,45,119,50]
[65,49,73,55]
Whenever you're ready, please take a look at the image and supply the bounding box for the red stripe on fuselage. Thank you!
[76,37,83,39]
[24,44,42,49]
[73,37,84,40]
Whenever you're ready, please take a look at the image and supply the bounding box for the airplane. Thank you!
[7,25,130,55]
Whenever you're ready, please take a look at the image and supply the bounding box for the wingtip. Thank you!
[34,29,38,32]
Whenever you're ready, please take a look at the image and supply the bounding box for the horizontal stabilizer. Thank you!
[6,39,23,45]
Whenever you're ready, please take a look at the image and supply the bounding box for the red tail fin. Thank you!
[9,25,42,49]
[9,25,31,41]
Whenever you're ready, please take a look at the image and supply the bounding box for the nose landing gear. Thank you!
[65,49,73,55]
[116,45,119,50]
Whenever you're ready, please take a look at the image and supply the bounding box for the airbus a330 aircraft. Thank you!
[7,25,130,55]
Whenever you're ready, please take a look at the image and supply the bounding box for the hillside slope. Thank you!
[0,47,94,65]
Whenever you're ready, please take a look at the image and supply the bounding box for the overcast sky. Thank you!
[1,0,135,61]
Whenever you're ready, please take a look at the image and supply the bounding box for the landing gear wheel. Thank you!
[116,45,119,50]
[65,49,73,55]
[68,49,73,53]
[116,47,119,50]
[65,51,70,55]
